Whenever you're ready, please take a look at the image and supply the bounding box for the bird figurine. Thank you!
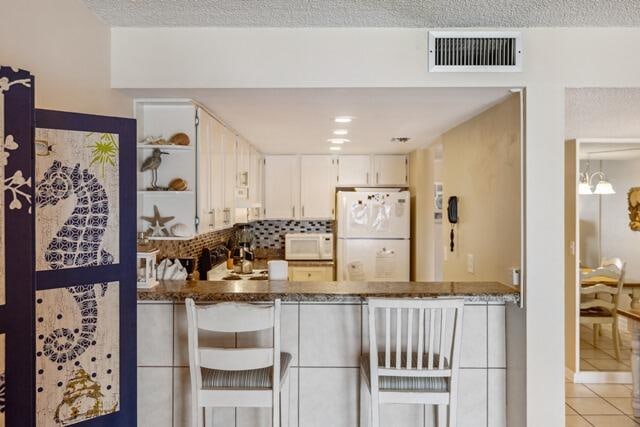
[140,148,169,190]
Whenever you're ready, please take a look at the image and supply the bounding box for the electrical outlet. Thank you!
[467,254,474,274]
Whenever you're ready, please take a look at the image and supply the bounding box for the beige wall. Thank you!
[441,93,522,283]
[0,0,129,116]
[565,139,578,373]
[408,147,436,281]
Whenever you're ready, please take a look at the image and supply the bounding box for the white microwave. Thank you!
[285,233,334,260]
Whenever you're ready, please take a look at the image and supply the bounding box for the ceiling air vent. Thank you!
[428,31,523,73]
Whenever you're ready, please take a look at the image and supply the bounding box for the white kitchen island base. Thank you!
[137,298,515,427]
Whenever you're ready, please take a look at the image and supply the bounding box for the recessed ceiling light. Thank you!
[333,129,348,136]
[329,146,342,151]
[334,116,353,123]
[327,138,350,144]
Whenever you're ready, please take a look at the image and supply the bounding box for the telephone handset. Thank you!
[447,196,458,224]
[447,196,458,252]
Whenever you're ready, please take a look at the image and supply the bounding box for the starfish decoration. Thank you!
[141,205,175,237]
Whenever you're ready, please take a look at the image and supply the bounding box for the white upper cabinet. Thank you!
[248,147,263,221]
[264,155,299,220]
[196,109,227,232]
[373,155,408,185]
[222,128,236,226]
[196,108,214,231]
[236,137,251,189]
[209,119,225,230]
[337,155,371,186]
[300,155,337,219]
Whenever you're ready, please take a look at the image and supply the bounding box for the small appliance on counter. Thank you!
[268,260,289,280]
[205,242,268,281]
[285,233,333,260]
[235,223,255,251]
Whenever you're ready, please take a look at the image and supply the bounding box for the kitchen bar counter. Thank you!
[137,279,521,427]
[137,279,519,303]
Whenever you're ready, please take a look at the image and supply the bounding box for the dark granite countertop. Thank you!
[137,280,520,303]
[251,259,334,269]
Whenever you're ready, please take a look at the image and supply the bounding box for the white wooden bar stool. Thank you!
[185,298,291,427]
[360,298,464,427]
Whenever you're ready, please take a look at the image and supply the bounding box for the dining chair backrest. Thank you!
[366,298,464,380]
[601,257,624,272]
[580,263,627,314]
[185,299,282,394]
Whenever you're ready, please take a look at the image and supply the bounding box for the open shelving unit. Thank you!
[135,99,198,241]
[136,144,194,151]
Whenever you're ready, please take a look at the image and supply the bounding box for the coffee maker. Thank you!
[232,224,255,273]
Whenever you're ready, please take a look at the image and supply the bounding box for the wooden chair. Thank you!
[360,298,464,427]
[185,298,291,427]
[580,262,626,360]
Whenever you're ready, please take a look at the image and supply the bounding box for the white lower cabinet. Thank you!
[289,265,333,281]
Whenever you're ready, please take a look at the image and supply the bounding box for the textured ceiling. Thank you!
[568,88,640,160]
[579,143,640,160]
[84,0,640,27]
[124,87,510,154]
[566,88,640,142]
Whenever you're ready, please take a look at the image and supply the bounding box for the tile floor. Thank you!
[566,381,638,426]
[580,323,632,372]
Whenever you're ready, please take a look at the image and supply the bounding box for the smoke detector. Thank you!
[391,137,411,144]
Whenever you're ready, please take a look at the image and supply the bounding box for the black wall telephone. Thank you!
[447,196,458,252]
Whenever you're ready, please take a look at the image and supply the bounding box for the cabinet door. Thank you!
[196,108,213,231]
[264,155,299,219]
[248,148,263,221]
[236,137,250,187]
[300,155,336,219]
[289,266,333,281]
[222,128,236,226]
[373,155,407,185]
[337,155,371,185]
[210,119,225,230]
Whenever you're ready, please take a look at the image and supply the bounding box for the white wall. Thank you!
[109,26,640,426]
[580,159,640,281]
[1,0,129,116]
[579,160,601,269]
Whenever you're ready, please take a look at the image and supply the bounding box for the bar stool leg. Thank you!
[437,405,447,427]
[281,378,290,427]
[359,374,367,427]
[204,407,213,427]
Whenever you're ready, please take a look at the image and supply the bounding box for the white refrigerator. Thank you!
[336,190,410,281]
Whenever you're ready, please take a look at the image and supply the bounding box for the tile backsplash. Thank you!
[144,220,334,274]
[250,220,334,250]
[148,227,235,262]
